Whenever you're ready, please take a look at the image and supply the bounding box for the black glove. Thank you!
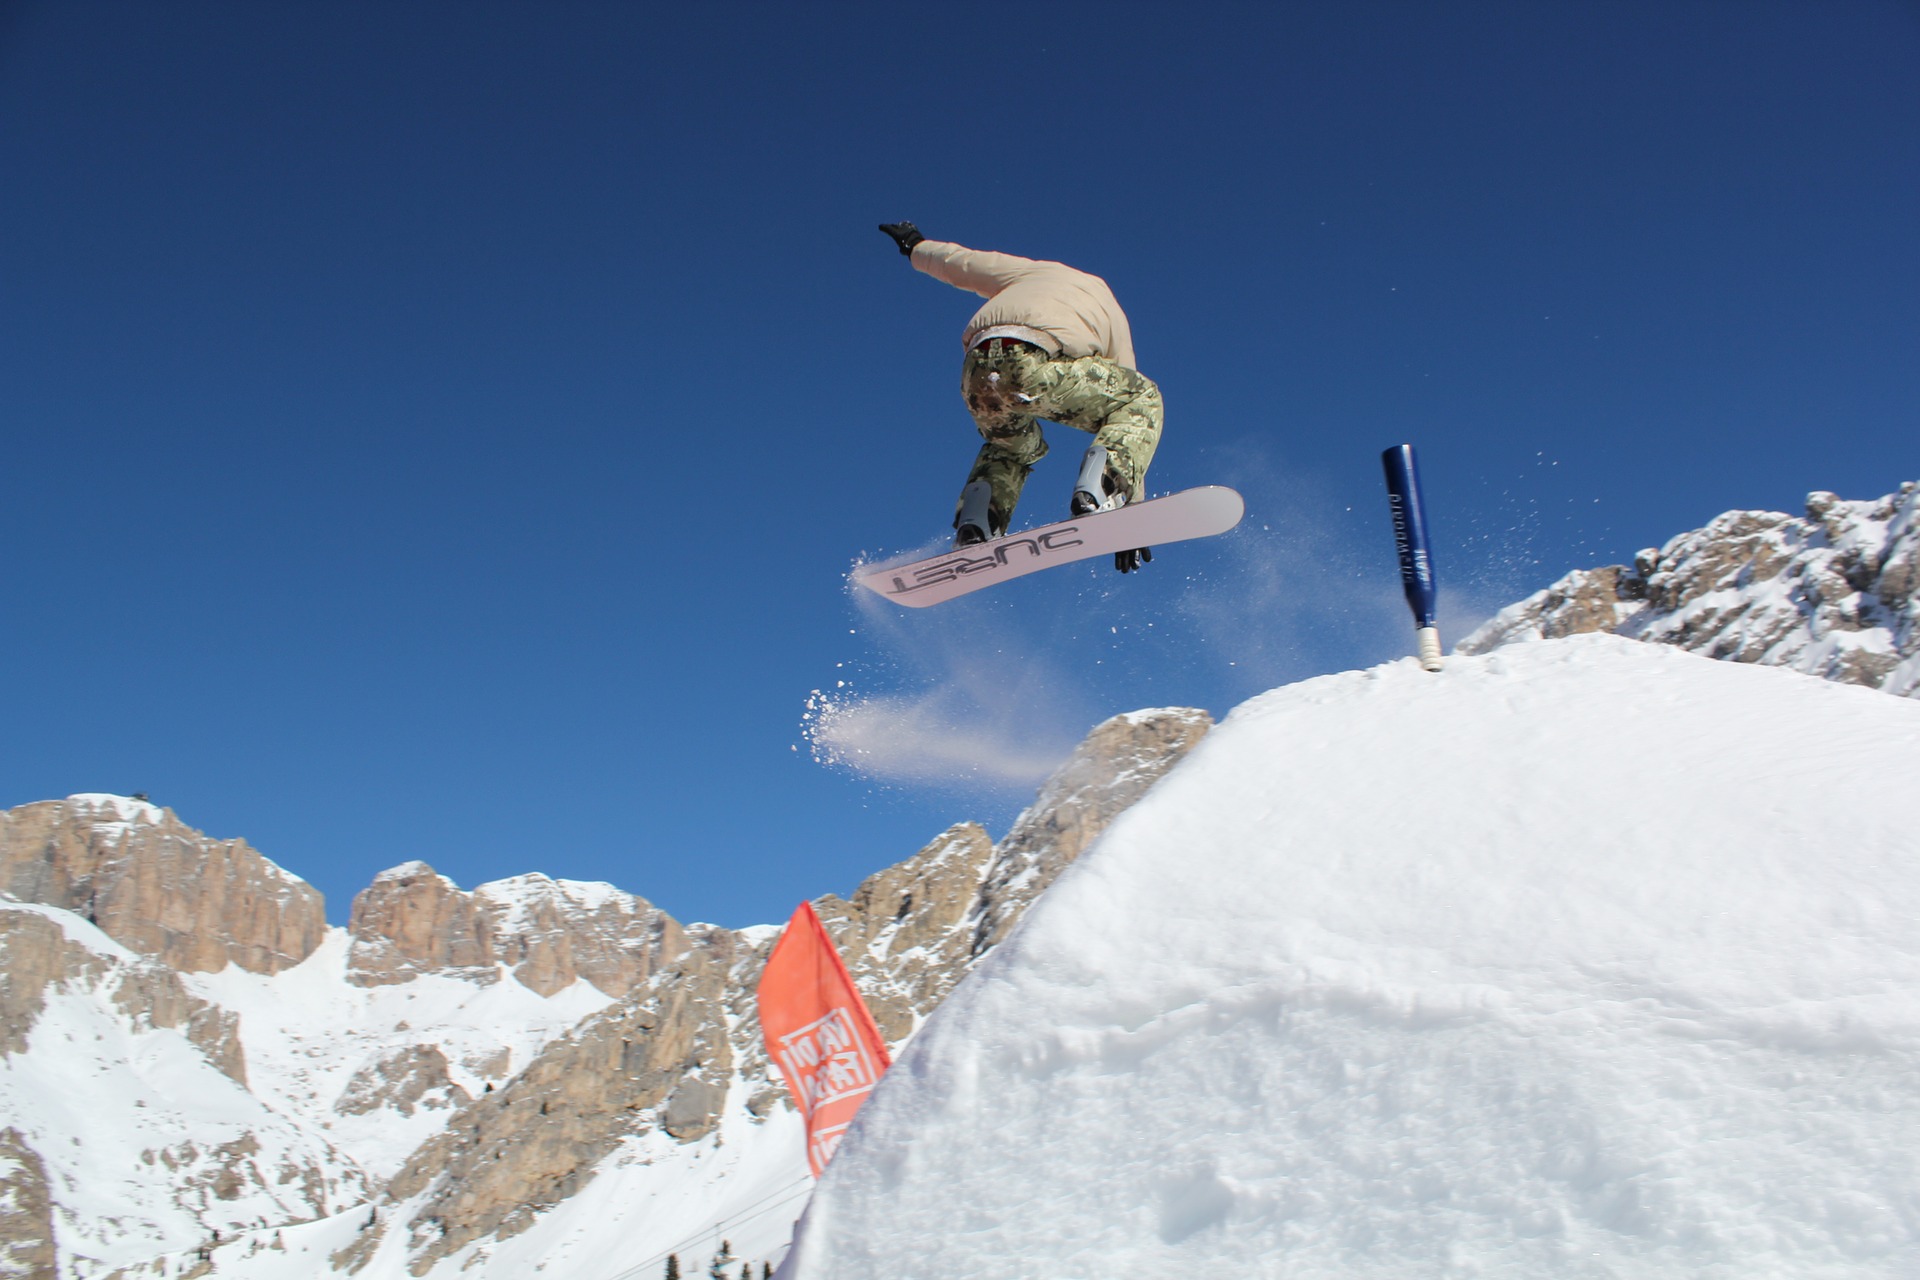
[1115,546,1153,574]
[879,221,924,256]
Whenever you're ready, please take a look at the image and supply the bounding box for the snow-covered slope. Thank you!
[184,930,614,1182]
[0,904,367,1277]
[781,636,1920,1278]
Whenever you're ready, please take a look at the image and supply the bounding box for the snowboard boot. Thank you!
[1072,444,1153,573]
[1071,444,1131,516]
[953,480,995,548]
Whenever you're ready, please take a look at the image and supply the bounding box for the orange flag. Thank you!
[757,901,892,1176]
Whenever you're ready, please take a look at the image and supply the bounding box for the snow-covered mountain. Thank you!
[5,481,1917,1279]
[780,634,1920,1277]
[0,712,1209,1279]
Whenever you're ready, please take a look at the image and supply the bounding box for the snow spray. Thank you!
[1381,444,1444,672]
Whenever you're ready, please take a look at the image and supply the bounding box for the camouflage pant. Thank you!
[956,338,1163,533]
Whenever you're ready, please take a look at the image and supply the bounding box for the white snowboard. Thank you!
[853,486,1245,608]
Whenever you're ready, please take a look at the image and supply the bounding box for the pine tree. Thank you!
[664,1255,680,1280]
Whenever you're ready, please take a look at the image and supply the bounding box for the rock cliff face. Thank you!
[966,707,1215,956]
[350,936,750,1273]
[818,822,996,1043]
[0,794,325,975]
[346,863,687,997]
[1461,483,1920,696]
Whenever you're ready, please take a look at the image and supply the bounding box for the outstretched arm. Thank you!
[907,240,1042,300]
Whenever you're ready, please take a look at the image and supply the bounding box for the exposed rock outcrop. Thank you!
[346,864,687,997]
[356,937,745,1273]
[0,1127,56,1279]
[1461,483,1920,696]
[813,821,997,1043]
[0,907,73,1058]
[335,1046,472,1119]
[345,863,497,987]
[0,794,325,975]
[0,903,246,1083]
[967,707,1215,956]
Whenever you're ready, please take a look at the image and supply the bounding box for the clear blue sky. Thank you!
[4,1,1915,928]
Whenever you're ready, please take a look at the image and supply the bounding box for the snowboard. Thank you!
[853,486,1245,608]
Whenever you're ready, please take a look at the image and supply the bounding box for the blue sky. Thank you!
[3,1,1915,929]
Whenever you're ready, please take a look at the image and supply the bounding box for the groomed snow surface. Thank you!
[781,635,1920,1279]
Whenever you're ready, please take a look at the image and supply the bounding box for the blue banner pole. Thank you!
[1381,444,1444,671]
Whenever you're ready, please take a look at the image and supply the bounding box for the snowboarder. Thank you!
[878,222,1162,572]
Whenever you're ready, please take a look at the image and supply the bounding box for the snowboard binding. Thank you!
[953,480,996,548]
[1071,444,1129,517]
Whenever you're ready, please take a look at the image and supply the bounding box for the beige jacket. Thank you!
[911,240,1138,370]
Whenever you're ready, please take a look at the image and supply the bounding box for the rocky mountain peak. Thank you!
[347,861,494,986]
[0,794,325,975]
[1461,481,1920,696]
[346,862,688,997]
